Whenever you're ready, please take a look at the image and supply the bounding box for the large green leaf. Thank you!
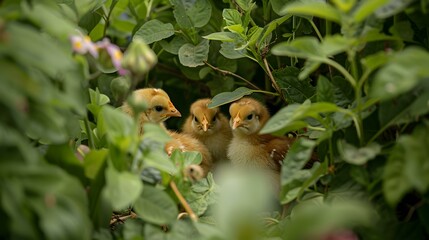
[0,163,91,240]
[187,173,218,216]
[134,19,175,44]
[170,0,212,28]
[134,185,178,225]
[100,105,134,139]
[84,149,109,179]
[273,67,316,104]
[103,163,143,210]
[222,9,242,26]
[280,0,342,23]
[316,75,335,103]
[272,36,325,60]
[260,100,343,135]
[383,122,429,206]
[370,47,429,101]
[178,39,210,67]
[337,140,381,165]
[352,0,390,22]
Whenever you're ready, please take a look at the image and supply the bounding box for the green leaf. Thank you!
[134,185,178,225]
[258,14,292,48]
[273,67,316,104]
[352,0,390,22]
[331,0,356,12]
[142,123,172,144]
[203,32,237,42]
[272,36,326,60]
[144,220,200,240]
[45,144,86,183]
[375,0,414,18]
[220,41,248,59]
[140,139,178,175]
[170,0,212,28]
[188,173,218,216]
[84,149,109,179]
[261,100,342,135]
[280,138,317,189]
[178,39,210,67]
[235,0,255,12]
[280,1,342,23]
[103,163,143,210]
[78,7,103,33]
[271,0,293,15]
[360,51,390,75]
[134,19,175,44]
[321,34,353,56]
[338,140,381,165]
[160,36,188,55]
[383,122,429,206]
[316,75,335,103]
[208,87,257,108]
[100,105,134,139]
[222,9,242,26]
[370,47,429,101]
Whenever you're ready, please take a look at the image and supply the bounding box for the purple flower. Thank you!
[97,38,129,75]
[70,35,98,58]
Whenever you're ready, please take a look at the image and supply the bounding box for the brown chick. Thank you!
[182,99,232,164]
[121,88,213,176]
[227,97,295,192]
[121,88,182,134]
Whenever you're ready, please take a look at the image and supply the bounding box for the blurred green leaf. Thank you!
[331,0,356,12]
[144,220,200,240]
[280,0,342,23]
[134,185,178,225]
[100,105,134,139]
[375,0,414,18]
[187,173,218,216]
[370,47,429,101]
[352,0,390,22]
[84,148,109,179]
[140,139,178,175]
[383,122,429,206]
[316,75,335,103]
[272,36,325,60]
[45,144,86,183]
[178,39,210,67]
[103,163,143,210]
[0,163,91,240]
[134,19,175,44]
[271,0,293,15]
[338,140,381,165]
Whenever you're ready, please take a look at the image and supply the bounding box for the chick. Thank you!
[182,99,232,164]
[121,88,213,176]
[227,97,295,192]
[121,88,181,134]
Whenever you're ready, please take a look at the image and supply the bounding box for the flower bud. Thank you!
[122,38,157,76]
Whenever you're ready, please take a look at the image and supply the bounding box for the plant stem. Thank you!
[323,58,356,87]
[308,19,323,41]
[263,57,282,94]
[204,61,261,90]
[84,116,96,149]
[170,180,198,222]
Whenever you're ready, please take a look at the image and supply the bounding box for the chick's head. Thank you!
[229,97,270,135]
[189,98,221,134]
[133,88,181,123]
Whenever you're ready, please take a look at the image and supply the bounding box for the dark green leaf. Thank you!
[84,149,109,179]
[100,105,134,139]
[375,0,415,18]
[208,87,257,108]
[222,9,242,26]
[134,185,178,225]
[134,19,175,44]
[273,67,316,104]
[160,36,188,55]
[316,75,335,103]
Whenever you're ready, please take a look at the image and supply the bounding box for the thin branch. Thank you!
[170,180,198,222]
[262,57,282,95]
[204,61,261,91]
[110,211,137,225]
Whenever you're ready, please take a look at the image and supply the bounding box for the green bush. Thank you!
[1,0,429,239]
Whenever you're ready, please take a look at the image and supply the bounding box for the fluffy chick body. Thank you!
[182,98,232,163]
[227,97,295,191]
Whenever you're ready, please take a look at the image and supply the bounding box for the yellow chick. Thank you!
[182,98,232,164]
[227,97,295,192]
[121,88,181,134]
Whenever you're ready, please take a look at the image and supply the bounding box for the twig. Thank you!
[110,211,137,225]
[170,180,198,222]
[262,57,282,95]
[204,61,261,90]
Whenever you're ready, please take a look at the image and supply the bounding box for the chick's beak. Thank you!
[232,114,241,130]
[166,101,181,117]
[201,115,209,132]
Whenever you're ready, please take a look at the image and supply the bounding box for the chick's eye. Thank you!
[246,114,254,120]
[154,106,163,112]
[193,116,199,123]
[212,115,217,122]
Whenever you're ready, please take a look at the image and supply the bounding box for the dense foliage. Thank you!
[1,0,429,239]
